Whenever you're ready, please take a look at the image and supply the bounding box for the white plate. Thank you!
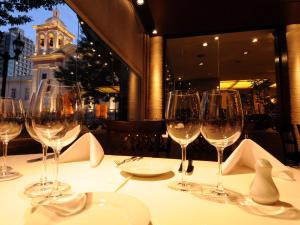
[25,192,150,225]
[119,158,172,177]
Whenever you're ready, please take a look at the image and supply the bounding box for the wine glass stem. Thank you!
[181,144,188,186]
[53,148,61,193]
[216,147,225,194]
[1,141,8,175]
[40,144,48,185]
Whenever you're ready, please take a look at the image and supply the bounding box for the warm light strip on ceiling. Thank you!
[97,86,120,93]
[220,80,263,90]
[220,81,236,89]
[232,80,253,89]
[269,83,276,88]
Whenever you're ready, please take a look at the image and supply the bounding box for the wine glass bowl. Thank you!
[200,89,243,196]
[32,79,82,197]
[0,98,24,181]
[165,90,201,191]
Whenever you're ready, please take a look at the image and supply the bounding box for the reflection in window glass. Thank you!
[166,29,278,129]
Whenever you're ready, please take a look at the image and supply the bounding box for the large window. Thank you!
[24,88,30,100]
[48,33,54,48]
[0,1,140,121]
[11,88,16,99]
[39,34,45,48]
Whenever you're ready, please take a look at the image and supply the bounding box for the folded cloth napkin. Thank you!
[60,132,104,167]
[223,139,294,180]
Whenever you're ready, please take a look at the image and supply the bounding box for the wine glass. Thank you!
[0,98,24,181]
[32,79,82,197]
[165,90,201,191]
[24,93,53,197]
[200,89,243,196]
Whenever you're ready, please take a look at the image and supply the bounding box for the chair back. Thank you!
[102,120,171,157]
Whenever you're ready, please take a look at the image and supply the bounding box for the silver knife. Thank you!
[115,156,142,166]
[27,154,55,163]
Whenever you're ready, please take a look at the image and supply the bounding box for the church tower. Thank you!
[31,9,76,92]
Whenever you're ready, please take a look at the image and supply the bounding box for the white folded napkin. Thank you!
[223,139,294,180]
[60,132,104,167]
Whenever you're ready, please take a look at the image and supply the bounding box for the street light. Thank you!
[0,33,25,97]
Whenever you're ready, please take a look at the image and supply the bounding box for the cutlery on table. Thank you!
[114,156,143,166]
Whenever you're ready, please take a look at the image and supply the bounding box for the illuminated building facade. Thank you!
[31,9,76,93]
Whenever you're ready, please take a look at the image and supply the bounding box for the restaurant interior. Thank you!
[8,0,300,166]
[1,1,300,224]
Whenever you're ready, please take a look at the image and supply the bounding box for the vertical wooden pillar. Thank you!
[128,71,140,121]
[286,24,300,128]
[146,36,164,120]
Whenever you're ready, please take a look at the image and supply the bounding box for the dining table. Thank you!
[1,153,300,225]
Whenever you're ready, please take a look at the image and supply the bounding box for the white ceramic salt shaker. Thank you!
[249,158,279,205]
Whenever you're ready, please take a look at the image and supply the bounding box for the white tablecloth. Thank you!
[1,154,300,225]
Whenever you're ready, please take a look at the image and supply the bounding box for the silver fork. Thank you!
[114,156,142,166]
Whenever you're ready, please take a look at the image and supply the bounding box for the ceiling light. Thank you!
[97,86,120,94]
[243,51,248,55]
[220,80,257,90]
[136,0,144,5]
[214,36,219,40]
[199,62,204,66]
[152,29,157,35]
[202,42,208,47]
[252,38,258,43]
[232,80,253,89]
[178,77,182,80]
[80,21,84,25]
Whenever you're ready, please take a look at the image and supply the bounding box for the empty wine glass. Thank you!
[0,98,24,181]
[32,79,82,197]
[165,90,201,191]
[200,89,243,196]
[24,93,53,197]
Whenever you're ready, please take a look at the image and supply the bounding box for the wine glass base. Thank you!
[168,180,202,192]
[0,170,21,182]
[193,184,243,204]
[24,181,54,198]
[0,166,12,171]
[49,181,71,197]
